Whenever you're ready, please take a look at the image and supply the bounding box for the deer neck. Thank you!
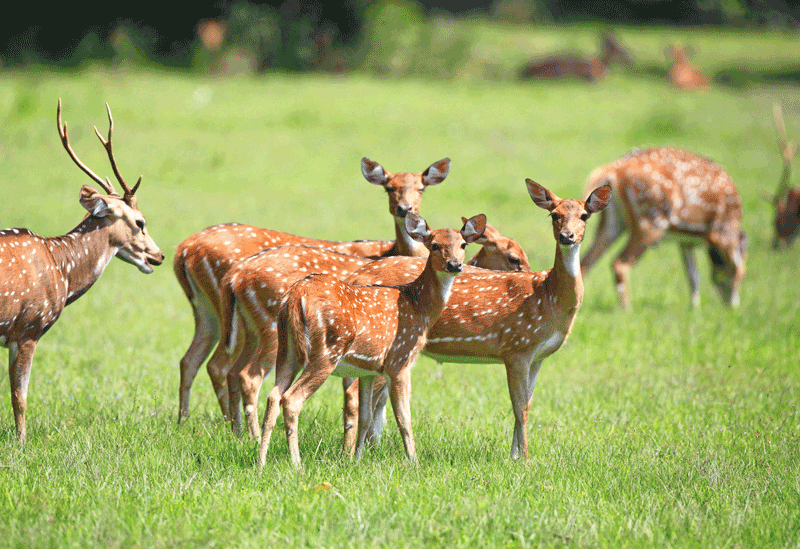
[394,217,429,258]
[546,242,584,315]
[404,260,455,328]
[48,217,119,306]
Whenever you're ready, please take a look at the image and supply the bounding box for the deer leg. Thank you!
[581,201,623,275]
[612,230,660,310]
[342,377,358,455]
[9,339,37,443]
[178,304,219,423]
[679,243,701,308]
[505,358,530,460]
[388,368,417,464]
[366,376,389,446]
[225,323,259,436]
[354,375,376,460]
[237,332,274,441]
[205,343,231,423]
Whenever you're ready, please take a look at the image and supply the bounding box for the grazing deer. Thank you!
[667,45,709,90]
[220,221,528,439]
[518,32,632,82]
[173,157,450,423]
[579,147,746,309]
[258,214,486,468]
[344,181,611,459]
[771,103,799,250]
[0,100,164,442]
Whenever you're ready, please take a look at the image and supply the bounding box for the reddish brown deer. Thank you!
[219,221,529,439]
[667,45,709,90]
[579,147,746,309]
[173,157,451,423]
[344,181,611,459]
[0,100,164,442]
[518,32,632,82]
[258,214,486,468]
[771,103,799,249]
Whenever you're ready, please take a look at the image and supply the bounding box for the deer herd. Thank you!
[0,94,795,468]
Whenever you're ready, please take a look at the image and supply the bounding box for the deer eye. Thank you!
[509,256,520,264]
[580,212,589,221]
[136,219,145,231]
[431,243,440,251]
[550,212,558,221]
[460,242,467,249]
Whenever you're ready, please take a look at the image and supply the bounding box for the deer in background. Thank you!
[174,157,451,423]
[771,103,799,249]
[580,147,746,309]
[518,32,632,82]
[344,181,611,460]
[667,45,709,90]
[258,214,486,468]
[219,219,528,440]
[0,100,164,442]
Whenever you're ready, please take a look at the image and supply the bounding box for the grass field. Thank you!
[1,24,799,548]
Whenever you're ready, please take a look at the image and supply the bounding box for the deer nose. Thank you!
[559,231,575,245]
[395,204,411,217]
[445,259,462,273]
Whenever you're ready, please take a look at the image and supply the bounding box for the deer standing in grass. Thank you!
[220,221,528,440]
[257,214,486,468]
[771,103,799,250]
[0,100,164,442]
[345,181,611,459]
[518,32,632,82]
[667,45,709,90]
[579,147,746,309]
[173,157,451,422]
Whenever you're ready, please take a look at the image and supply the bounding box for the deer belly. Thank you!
[331,359,378,378]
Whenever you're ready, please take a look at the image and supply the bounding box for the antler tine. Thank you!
[56,98,116,195]
[773,102,795,200]
[93,102,135,197]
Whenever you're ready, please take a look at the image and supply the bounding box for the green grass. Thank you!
[1,23,799,548]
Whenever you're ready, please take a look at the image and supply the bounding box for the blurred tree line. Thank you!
[1,0,797,71]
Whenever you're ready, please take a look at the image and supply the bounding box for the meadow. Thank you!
[1,24,799,548]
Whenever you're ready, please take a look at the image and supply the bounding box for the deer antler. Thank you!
[773,102,796,201]
[57,98,117,195]
[93,103,141,197]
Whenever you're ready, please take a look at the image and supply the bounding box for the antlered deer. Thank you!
[580,147,746,309]
[0,100,164,442]
[667,45,709,90]
[220,221,529,439]
[174,157,451,422]
[771,103,799,249]
[258,214,486,468]
[518,32,632,82]
[345,181,612,459]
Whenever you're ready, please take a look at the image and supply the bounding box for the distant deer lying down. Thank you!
[771,103,799,249]
[667,45,709,90]
[580,147,746,309]
[518,32,632,82]
[0,100,164,442]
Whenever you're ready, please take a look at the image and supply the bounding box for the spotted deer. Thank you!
[344,181,611,459]
[771,103,799,250]
[0,100,164,442]
[518,32,632,82]
[667,45,709,90]
[579,147,746,309]
[174,157,450,422]
[219,219,528,440]
[257,214,486,468]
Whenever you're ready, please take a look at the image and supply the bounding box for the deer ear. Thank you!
[585,183,612,213]
[461,214,486,244]
[80,185,120,218]
[362,157,388,186]
[422,158,450,186]
[526,179,559,211]
[405,213,430,242]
